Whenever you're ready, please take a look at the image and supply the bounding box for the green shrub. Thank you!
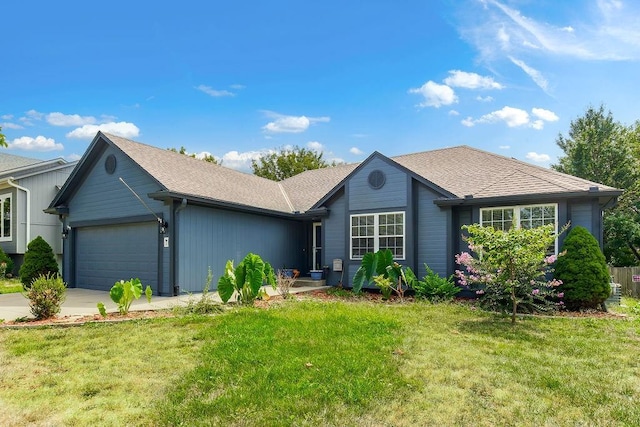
[413,264,460,302]
[0,246,14,276]
[554,226,610,310]
[24,273,66,319]
[19,236,59,288]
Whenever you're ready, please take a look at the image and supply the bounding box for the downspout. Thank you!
[171,198,187,295]
[7,177,30,252]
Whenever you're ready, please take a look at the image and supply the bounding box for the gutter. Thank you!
[7,177,30,252]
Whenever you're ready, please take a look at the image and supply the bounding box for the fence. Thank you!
[609,266,640,298]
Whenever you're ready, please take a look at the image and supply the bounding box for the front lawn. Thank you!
[0,278,22,294]
[1,299,639,426]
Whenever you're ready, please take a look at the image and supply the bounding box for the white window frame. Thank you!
[480,203,558,253]
[350,211,405,260]
[0,193,11,242]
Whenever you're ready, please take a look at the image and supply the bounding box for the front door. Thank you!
[312,222,322,270]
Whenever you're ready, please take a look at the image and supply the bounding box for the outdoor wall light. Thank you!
[61,225,71,239]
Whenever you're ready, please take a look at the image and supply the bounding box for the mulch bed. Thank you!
[1,288,627,328]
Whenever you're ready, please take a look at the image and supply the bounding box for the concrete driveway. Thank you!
[0,285,326,322]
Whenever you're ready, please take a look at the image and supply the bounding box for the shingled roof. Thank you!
[52,133,620,216]
[391,145,621,201]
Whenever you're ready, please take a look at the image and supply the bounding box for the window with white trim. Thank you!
[351,212,405,259]
[480,203,557,251]
[0,194,11,241]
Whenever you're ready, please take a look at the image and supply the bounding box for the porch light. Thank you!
[61,225,71,239]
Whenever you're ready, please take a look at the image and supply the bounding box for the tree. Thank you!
[168,146,219,164]
[455,224,564,324]
[554,226,611,310]
[251,146,334,181]
[19,236,59,288]
[0,126,7,148]
[553,104,640,266]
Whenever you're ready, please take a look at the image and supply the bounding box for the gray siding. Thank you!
[348,157,407,210]
[65,147,170,294]
[323,191,346,286]
[176,204,304,292]
[68,147,166,221]
[416,184,449,277]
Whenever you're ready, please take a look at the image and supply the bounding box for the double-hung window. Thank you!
[351,212,405,259]
[0,194,11,241]
[480,203,557,251]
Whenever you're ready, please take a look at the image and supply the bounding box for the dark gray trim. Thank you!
[434,189,623,207]
[149,191,330,220]
[70,214,161,229]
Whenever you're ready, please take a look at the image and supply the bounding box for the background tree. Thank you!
[0,126,7,147]
[251,146,334,181]
[553,104,640,265]
[168,146,219,164]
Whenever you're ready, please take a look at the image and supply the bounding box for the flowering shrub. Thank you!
[455,223,566,323]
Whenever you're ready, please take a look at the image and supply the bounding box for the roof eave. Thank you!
[433,189,623,207]
[148,191,300,219]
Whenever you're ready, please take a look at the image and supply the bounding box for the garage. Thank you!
[74,221,159,292]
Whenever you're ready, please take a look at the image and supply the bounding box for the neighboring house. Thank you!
[47,132,622,295]
[0,152,77,273]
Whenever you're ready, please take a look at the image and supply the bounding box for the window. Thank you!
[480,203,557,251]
[0,194,10,241]
[351,212,405,259]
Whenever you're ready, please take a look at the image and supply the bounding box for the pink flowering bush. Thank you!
[455,223,566,323]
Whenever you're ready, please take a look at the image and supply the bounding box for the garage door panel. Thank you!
[75,222,158,292]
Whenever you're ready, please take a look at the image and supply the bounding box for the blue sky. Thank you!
[2,0,639,171]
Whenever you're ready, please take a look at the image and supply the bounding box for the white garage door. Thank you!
[75,221,159,292]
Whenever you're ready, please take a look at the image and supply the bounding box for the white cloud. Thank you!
[1,122,23,130]
[262,111,330,133]
[526,152,551,163]
[1,114,13,120]
[499,145,511,150]
[66,122,140,140]
[66,153,82,161]
[230,84,246,90]
[444,70,504,89]
[350,147,364,155]
[25,110,44,120]
[9,135,63,151]
[461,117,475,127]
[408,81,458,108]
[531,108,559,122]
[478,106,530,127]
[220,150,264,171]
[509,57,549,92]
[196,85,235,97]
[307,141,324,152]
[562,26,575,33]
[449,110,460,116]
[476,95,494,102]
[46,112,97,127]
[464,106,558,129]
[531,120,545,130]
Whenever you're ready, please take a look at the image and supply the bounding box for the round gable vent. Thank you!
[368,169,386,189]
[105,154,117,175]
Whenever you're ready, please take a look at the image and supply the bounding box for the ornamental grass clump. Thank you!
[455,223,566,323]
[24,273,66,320]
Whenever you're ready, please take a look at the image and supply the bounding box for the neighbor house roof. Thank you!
[0,152,45,173]
[49,132,622,217]
[0,153,72,181]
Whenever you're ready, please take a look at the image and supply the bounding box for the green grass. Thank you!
[1,300,639,426]
[0,278,22,294]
